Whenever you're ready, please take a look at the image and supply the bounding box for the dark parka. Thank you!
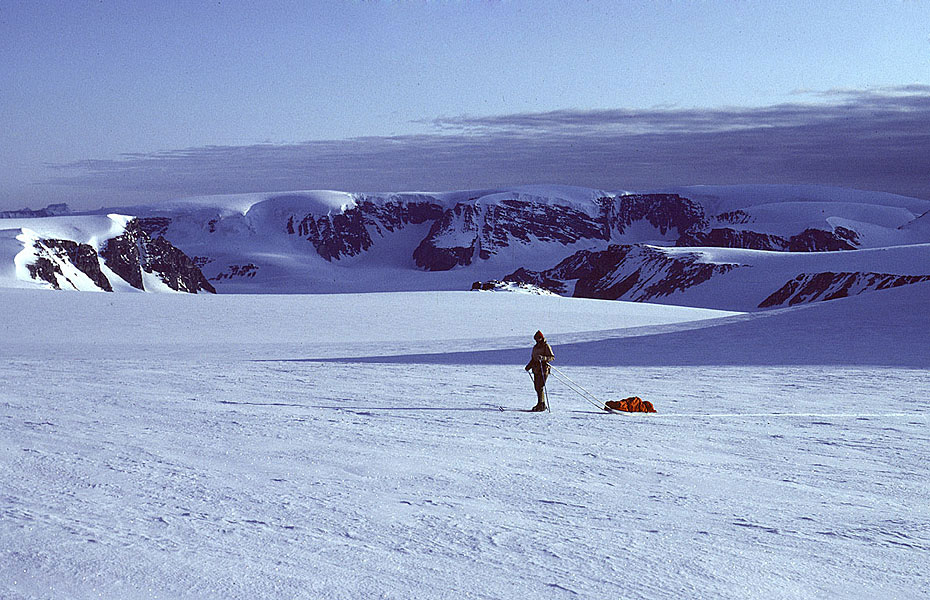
[525,333,554,405]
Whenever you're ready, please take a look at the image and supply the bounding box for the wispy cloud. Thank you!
[48,85,930,201]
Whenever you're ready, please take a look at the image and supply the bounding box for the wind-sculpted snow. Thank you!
[0,287,928,598]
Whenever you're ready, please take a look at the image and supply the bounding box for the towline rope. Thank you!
[548,365,611,412]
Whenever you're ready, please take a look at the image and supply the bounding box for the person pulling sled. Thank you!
[525,330,554,412]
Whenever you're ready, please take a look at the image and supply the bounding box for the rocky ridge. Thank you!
[100,220,215,293]
[26,239,113,291]
[759,272,930,308]
[505,245,739,302]
[23,219,214,293]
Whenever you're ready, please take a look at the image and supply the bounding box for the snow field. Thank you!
[0,289,739,361]
[1,287,928,598]
[1,360,927,599]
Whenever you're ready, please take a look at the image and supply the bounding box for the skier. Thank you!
[525,330,554,412]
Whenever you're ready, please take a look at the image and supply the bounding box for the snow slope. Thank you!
[1,287,928,599]
[0,289,738,361]
[661,184,930,216]
[650,242,930,310]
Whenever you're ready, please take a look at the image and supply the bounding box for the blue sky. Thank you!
[2,1,930,210]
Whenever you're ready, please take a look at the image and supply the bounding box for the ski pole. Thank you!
[527,368,551,412]
[539,356,551,413]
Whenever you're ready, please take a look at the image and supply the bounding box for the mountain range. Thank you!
[2,184,929,312]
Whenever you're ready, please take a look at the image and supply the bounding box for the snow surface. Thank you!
[661,184,930,216]
[100,185,615,221]
[1,286,928,598]
[640,243,930,311]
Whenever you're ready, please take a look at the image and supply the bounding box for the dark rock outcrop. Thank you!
[282,193,708,271]
[677,226,862,252]
[787,227,859,252]
[247,192,864,276]
[677,228,789,251]
[469,280,554,294]
[101,219,216,293]
[714,210,752,224]
[137,217,172,238]
[26,256,62,289]
[598,194,707,239]
[145,237,217,293]
[506,244,738,302]
[288,200,444,262]
[26,239,112,291]
[759,272,930,308]
[211,264,259,281]
[677,226,860,252]
[413,203,481,270]
[415,195,700,271]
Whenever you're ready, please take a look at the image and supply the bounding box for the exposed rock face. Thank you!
[137,217,172,238]
[27,239,112,291]
[759,272,930,308]
[787,227,859,252]
[100,219,216,293]
[505,244,738,302]
[413,204,481,271]
[469,280,556,295]
[413,201,605,270]
[101,225,145,289]
[677,227,860,252]
[598,194,707,239]
[145,237,217,293]
[211,264,258,281]
[283,194,708,271]
[413,194,705,271]
[677,228,789,251]
[714,210,752,225]
[288,200,444,261]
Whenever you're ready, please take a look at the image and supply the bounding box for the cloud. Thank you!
[48,85,930,201]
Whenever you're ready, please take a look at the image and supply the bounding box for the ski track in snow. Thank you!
[1,289,929,598]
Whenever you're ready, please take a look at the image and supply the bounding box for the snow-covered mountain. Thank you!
[0,214,214,293]
[3,184,930,309]
[505,243,930,311]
